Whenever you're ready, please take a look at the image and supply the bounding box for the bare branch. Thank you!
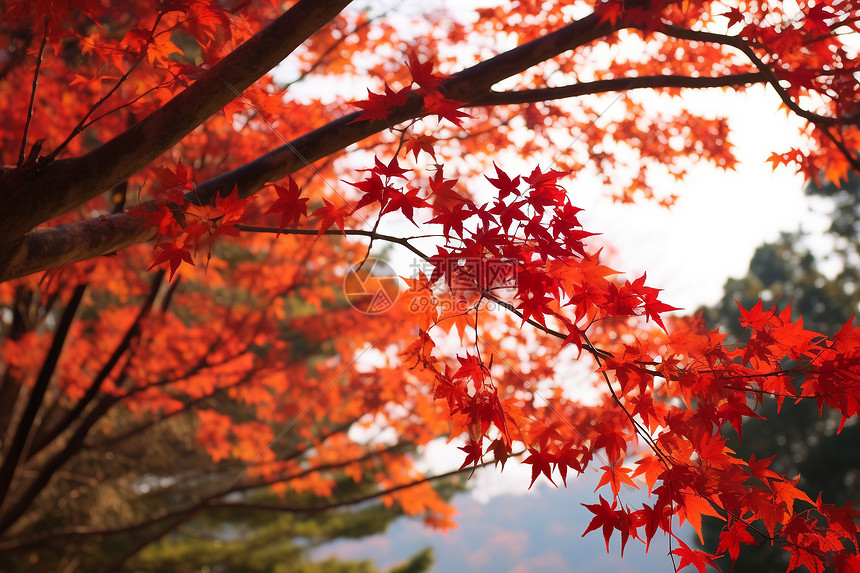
[28,272,164,458]
[44,12,162,162]
[215,451,523,513]
[17,24,47,167]
[471,72,766,106]
[0,449,517,553]
[661,25,860,130]
[0,283,87,515]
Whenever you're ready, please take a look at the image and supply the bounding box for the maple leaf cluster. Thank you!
[350,154,860,573]
[352,48,470,128]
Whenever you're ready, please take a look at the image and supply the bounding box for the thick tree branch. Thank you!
[0,0,353,246]
[0,11,622,282]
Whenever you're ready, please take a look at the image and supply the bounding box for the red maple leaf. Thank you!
[153,160,194,196]
[148,240,194,280]
[596,1,624,26]
[625,273,680,331]
[423,93,470,128]
[582,495,620,552]
[311,199,347,235]
[485,162,521,200]
[486,438,510,471]
[407,48,447,92]
[372,155,410,179]
[523,165,567,214]
[633,502,671,552]
[427,202,472,238]
[717,519,756,562]
[595,463,637,497]
[458,438,483,477]
[381,187,429,226]
[592,424,629,463]
[427,169,469,211]
[129,202,182,237]
[554,444,585,486]
[347,171,386,213]
[351,84,410,123]
[404,134,438,161]
[267,177,309,232]
[672,540,719,573]
[746,453,781,484]
[737,299,776,330]
[214,187,253,226]
[720,7,745,27]
[787,545,825,573]
[523,448,557,488]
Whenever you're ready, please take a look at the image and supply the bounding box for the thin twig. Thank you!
[45,12,164,162]
[17,24,48,167]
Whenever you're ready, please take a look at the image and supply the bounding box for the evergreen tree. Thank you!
[700,174,860,572]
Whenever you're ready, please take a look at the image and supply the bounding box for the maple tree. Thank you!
[1,0,859,571]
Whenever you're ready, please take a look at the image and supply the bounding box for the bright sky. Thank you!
[576,83,823,312]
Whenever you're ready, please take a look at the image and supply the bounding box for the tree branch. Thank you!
[0,452,525,551]
[214,452,521,514]
[17,24,47,167]
[660,25,860,130]
[470,72,766,106]
[101,512,199,572]
[0,283,87,515]
[27,271,164,458]
[0,0,354,247]
[0,11,622,282]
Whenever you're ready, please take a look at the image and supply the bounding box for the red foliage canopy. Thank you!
[0,0,858,570]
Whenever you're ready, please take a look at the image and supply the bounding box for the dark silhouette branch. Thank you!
[0,441,502,553]
[44,14,163,162]
[17,24,47,167]
[661,25,860,131]
[102,512,201,572]
[28,271,164,458]
[470,72,766,106]
[0,283,87,515]
[214,451,523,514]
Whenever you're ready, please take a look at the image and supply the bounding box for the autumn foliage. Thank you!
[1,0,859,571]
